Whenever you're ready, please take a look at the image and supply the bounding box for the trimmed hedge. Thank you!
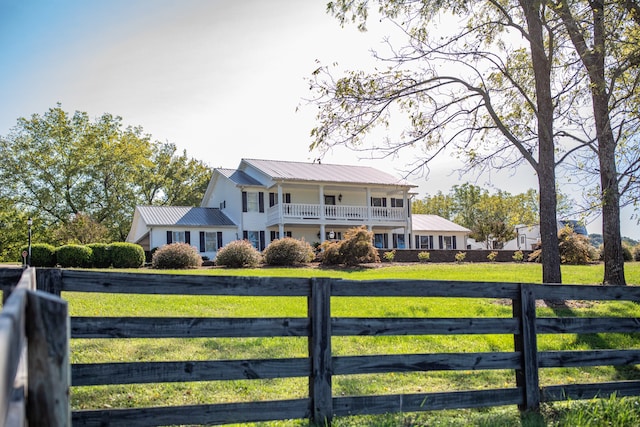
[21,243,57,267]
[108,242,145,268]
[57,244,93,268]
[87,243,112,268]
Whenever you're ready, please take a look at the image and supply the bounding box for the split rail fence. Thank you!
[2,267,640,426]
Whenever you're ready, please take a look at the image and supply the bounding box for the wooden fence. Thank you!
[0,268,70,427]
[2,268,640,426]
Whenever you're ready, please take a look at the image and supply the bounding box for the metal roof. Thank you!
[217,168,263,186]
[412,214,470,233]
[136,206,236,227]
[242,159,416,187]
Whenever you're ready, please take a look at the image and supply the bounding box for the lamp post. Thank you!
[27,217,32,266]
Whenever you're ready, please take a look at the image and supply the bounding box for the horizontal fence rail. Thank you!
[3,268,640,426]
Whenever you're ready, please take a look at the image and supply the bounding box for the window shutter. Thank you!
[382,198,387,207]
[269,192,276,207]
[243,230,248,240]
[453,236,457,249]
[185,231,191,245]
[429,236,434,249]
[285,193,291,203]
[285,231,292,238]
[438,235,443,249]
[258,192,264,213]
[199,232,205,252]
[242,192,248,212]
[415,236,419,248]
[217,232,223,249]
[259,231,265,251]
[166,231,172,244]
[270,230,277,241]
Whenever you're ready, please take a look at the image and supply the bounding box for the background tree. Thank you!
[51,212,110,245]
[140,142,211,206]
[414,184,539,248]
[311,1,568,282]
[0,105,211,252]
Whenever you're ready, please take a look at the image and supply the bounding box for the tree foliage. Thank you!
[414,184,539,248]
[0,104,211,259]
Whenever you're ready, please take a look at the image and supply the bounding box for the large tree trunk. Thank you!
[520,0,562,283]
[556,2,626,285]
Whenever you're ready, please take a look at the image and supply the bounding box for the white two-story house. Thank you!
[127,158,469,259]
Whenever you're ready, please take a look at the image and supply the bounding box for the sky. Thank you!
[0,0,637,239]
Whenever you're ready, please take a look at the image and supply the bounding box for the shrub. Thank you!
[318,226,380,266]
[455,251,467,263]
[318,241,342,265]
[109,242,145,268]
[215,240,262,268]
[56,244,93,268]
[87,243,111,268]
[512,250,524,262]
[417,251,430,262]
[263,237,315,266]
[558,225,593,265]
[487,251,498,262]
[634,245,640,262]
[622,243,633,262]
[152,242,202,269]
[21,243,56,267]
[383,250,396,262]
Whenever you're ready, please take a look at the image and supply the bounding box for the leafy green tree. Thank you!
[140,142,211,207]
[51,212,110,245]
[0,105,211,243]
[412,191,453,218]
[0,105,152,241]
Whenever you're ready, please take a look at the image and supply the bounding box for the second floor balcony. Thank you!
[266,203,407,226]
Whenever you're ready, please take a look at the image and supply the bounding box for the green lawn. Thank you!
[68,262,640,426]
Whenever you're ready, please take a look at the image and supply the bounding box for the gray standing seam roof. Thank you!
[242,159,416,187]
[217,168,263,186]
[137,206,235,227]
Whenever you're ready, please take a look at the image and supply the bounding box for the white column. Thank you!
[278,184,284,237]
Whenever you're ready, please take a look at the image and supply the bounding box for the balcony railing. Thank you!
[267,203,406,224]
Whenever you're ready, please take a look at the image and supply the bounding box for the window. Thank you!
[246,192,259,212]
[204,232,217,252]
[242,191,264,212]
[441,235,457,250]
[243,230,266,250]
[324,195,336,205]
[374,233,387,249]
[200,231,223,252]
[269,192,291,207]
[415,235,434,249]
[392,233,406,249]
[390,198,404,207]
[166,230,190,244]
[370,197,386,207]
[270,230,292,240]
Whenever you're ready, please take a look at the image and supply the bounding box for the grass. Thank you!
[67,262,640,426]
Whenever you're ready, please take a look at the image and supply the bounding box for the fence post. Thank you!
[26,290,70,426]
[513,283,540,412]
[36,268,63,297]
[308,277,332,426]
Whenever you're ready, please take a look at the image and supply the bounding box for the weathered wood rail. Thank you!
[0,268,70,427]
[2,268,640,426]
